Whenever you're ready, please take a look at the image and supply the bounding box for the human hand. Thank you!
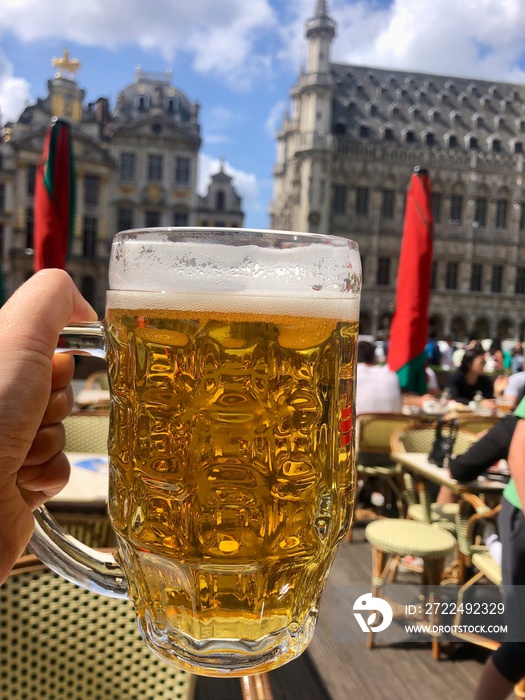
[0,270,96,583]
[493,375,509,397]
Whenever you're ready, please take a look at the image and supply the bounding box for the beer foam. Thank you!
[109,231,361,297]
[106,289,359,321]
[108,231,360,320]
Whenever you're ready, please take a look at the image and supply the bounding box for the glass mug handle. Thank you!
[28,321,129,599]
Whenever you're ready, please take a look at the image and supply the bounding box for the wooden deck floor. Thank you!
[196,523,489,700]
[307,525,488,700]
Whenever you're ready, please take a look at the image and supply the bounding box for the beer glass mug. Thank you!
[30,228,361,676]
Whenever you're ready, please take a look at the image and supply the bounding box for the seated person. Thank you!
[437,386,524,507]
[446,343,494,406]
[356,341,402,415]
[449,413,517,482]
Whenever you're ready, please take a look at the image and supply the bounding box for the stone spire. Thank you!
[315,0,328,17]
[306,0,335,41]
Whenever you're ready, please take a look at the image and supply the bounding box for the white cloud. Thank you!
[265,100,287,137]
[335,0,525,83]
[198,152,258,209]
[277,0,525,84]
[0,51,31,123]
[0,0,277,90]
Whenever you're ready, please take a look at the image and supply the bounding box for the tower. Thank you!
[270,1,336,233]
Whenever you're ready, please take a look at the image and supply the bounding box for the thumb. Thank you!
[0,269,98,468]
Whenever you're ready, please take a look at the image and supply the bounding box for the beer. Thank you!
[106,289,358,675]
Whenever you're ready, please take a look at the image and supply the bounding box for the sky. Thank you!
[1,0,525,230]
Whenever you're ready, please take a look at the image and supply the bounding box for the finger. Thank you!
[41,385,74,425]
[51,353,76,391]
[19,423,66,468]
[18,452,70,510]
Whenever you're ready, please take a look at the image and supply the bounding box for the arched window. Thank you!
[137,94,149,111]
[216,191,225,211]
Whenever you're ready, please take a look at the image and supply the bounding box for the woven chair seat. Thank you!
[408,502,459,532]
[471,546,502,586]
[365,519,456,559]
[64,413,110,453]
[0,558,196,700]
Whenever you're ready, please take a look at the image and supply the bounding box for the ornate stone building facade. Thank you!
[270,1,525,342]
[0,55,243,315]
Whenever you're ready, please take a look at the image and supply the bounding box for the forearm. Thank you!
[508,419,525,509]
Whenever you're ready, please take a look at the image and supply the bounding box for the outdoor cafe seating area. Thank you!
[2,362,519,700]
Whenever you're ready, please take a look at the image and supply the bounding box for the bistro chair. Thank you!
[64,411,110,454]
[449,495,525,699]
[74,370,111,410]
[365,518,456,660]
[0,556,196,700]
[390,424,477,529]
[346,413,419,540]
[455,413,500,434]
[84,370,110,391]
[43,412,113,550]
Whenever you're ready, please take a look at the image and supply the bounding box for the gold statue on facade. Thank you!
[51,49,81,79]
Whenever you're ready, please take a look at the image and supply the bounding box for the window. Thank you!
[84,175,100,207]
[81,276,95,306]
[495,199,508,229]
[117,207,134,232]
[381,189,395,219]
[175,157,190,185]
[216,191,225,211]
[432,192,442,223]
[425,132,435,146]
[492,139,502,153]
[83,216,97,258]
[173,211,189,226]
[332,185,346,215]
[27,164,36,196]
[520,202,525,231]
[474,197,487,227]
[471,263,483,291]
[145,210,160,228]
[516,267,525,295]
[137,95,148,111]
[355,187,369,216]
[0,183,5,210]
[383,127,394,141]
[405,130,416,143]
[448,134,458,148]
[26,207,34,249]
[376,256,390,286]
[445,262,458,290]
[359,124,369,138]
[491,265,503,293]
[469,136,478,149]
[450,194,463,222]
[120,153,136,181]
[147,154,163,182]
[431,260,438,290]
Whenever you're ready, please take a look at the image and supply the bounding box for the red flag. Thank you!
[387,167,434,394]
[34,118,76,271]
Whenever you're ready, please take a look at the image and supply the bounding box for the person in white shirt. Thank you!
[439,335,455,371]
[356,341,402,415]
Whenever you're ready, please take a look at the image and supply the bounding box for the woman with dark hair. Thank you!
[446,342,495,405]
